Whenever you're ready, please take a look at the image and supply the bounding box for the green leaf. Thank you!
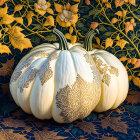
[79,6,90,14]
[32,24,44,30]
[76,21,84,28]
[103,32,113,37]
[76,21,88,32]
[31,36,41,44]
[46,33,57,41]
[82,15,89,19]
[89,8,100,16]
[99,25,107,32]
[131,33,135,40]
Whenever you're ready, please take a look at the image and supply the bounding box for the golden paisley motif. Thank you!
[19,68,38,93]
[10,51,50,83]
[93,57,119,86]
[39,52,58,85]
[56,74,100,123]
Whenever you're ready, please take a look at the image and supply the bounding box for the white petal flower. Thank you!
[34,0,48,10]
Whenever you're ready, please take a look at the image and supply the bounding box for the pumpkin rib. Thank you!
[17,58,47,114]
[10,52,39,106]
[83,29,128,112]
[92,54,119,112]
[91,50,129,110]
[10,48,55,108]
[100,52,128,109]
[52,50,77,123]
[30,51,59,119]
[69,50,101,117]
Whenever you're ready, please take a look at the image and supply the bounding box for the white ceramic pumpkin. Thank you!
[10,28,101,123]
[84,29,129,112]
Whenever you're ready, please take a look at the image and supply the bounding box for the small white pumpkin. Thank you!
[10,28,101,123]
[84,29,129,112]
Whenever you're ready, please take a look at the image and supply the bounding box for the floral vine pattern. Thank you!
[0,0,139,89]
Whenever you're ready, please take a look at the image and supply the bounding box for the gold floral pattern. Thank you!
[56,74,100,123]
[83,53,101,84]
[84,53,93,66]
[39,52,58,85]
[93,57,119,86]
[19,68,38,93]
[110,66,119,77]
[10,51,50,83]
[10,57,32,83]
[102,74,111,86]
[39,64,53,85]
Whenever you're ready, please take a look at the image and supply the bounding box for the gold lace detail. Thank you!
[10,51,50,83]
[84,53,93,66]
[110,66,119,76]
[39,52,58,85]
[93,57,119,86]
[102,74,111,86]
[56,74,100,123]
[19,68,38,93]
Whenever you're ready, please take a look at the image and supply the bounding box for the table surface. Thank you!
[0,90,139,140]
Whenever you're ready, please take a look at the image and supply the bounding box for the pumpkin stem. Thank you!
[53,28,68,50]
[84,29,99,51]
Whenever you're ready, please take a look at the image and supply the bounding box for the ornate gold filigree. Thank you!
[102,74,111,86]
[10,51,50,83]
[56,74,101,123]
[93,57,119,86]
[19,68,38,93]
[39,52,58,85]
[84,53,93,66]
[35,52,50,57]
[10,57,32,83]
[39,64,53,85]
[83,53,101,84]
[110,66,119,77]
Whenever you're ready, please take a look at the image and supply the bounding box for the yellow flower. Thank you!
[34,0,54,16]
[54,3,79,27]
[65,26,76,45]
[43,16,54,26]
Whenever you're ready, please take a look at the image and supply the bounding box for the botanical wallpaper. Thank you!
[0,0,140,139]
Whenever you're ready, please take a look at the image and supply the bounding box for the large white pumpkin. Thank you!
[84,29,129,112]
[10,28,101,123]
